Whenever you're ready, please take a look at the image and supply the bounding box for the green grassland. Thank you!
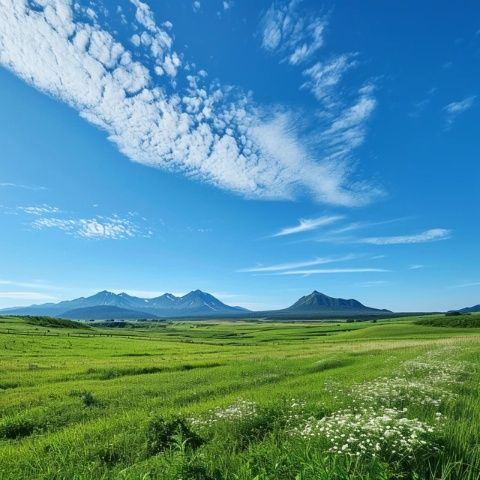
[0,314,479,479]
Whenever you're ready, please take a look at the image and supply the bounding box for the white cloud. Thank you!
[409,87,437,118]
[223,1,233,10]
[32,215,143,239]
[361,228,451,245]
[302,54,357,102]
[275,267,388,275]
[443,95,476,127]
[0,0,378,207]
[409,264,424,270]
[17,205,60,215]
[239,254,356,272]
[0,182,46,190]
[327,217,409,236]
[0,291,58,300]
[261,0,326,65]
[356,280,390,287]
[259,2,379,201]
[193,1,201,12]
[447,281,480,289]
[0,279,55,290]
[273,215,344,237]
[318,85,377,161]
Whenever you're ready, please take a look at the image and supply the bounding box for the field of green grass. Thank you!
[1,314,479,479]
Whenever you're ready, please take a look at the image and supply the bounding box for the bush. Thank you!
[80,391,97,407]
[23,316,89,329]
[146,416,203,455]
[97,442,122,466]
[69,389,99,407]
[0,417,37,439]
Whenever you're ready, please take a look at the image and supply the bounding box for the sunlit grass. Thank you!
[0,314,479,479]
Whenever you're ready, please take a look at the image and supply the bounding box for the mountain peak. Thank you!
[189,289,207,295]
[286,291,387,314]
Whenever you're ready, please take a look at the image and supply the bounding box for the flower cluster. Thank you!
[190,399,257,428]
[326,353,469,410]
[290,406,436,459]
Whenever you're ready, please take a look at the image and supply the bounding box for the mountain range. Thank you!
[0,290,390,320]
[1,290,247,319]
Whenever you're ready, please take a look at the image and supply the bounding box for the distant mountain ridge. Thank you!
[1,290,248,319]
[0,289,391,320]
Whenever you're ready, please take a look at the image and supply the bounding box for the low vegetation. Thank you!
[415,314,480,328]
[23,315,91,329]
[0,314,479,479]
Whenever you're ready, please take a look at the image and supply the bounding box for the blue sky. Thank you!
[0,0,479,311]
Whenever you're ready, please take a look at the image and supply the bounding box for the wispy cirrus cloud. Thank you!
[273,214,344,237]
[443,95,476,127]
[259,1,380,200]
[0,291,59,300]
[1,202,148,239]
[447,281,480,289]
[361,228,451,245]
[409,87,437,118]
[0,182,46,190]
[0,0,377,206]
[0,279,55,290]
[17,205,60,215]
[192,1,201,13]
[301,54,357,102]
[261,0,326,65]
[356,280,391,287]
[275,267,388,276]
[1,204,61,216]
[327,217,409,236]
[239,254,356,273]
[31,215,147,239]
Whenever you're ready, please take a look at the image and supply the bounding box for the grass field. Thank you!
[0,314,479,479]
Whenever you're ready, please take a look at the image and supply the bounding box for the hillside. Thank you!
[61,305,159,321]
[460,304,480,313]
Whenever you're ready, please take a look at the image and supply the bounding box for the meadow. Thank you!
[0,314,479,480]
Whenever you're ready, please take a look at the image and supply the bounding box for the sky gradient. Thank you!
[0,0,479,312]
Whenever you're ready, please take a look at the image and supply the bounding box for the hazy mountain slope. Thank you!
[60,305,159,320]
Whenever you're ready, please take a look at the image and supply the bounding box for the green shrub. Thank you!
[146,416,203,455]
[23,316,89,329]
[0,417,38,439]
[69,389,98,407]
[97,443,122,466]
[80,391,97,407]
